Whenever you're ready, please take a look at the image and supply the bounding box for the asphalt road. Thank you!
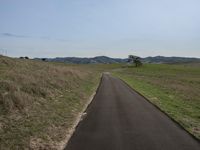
[65,73,200,150]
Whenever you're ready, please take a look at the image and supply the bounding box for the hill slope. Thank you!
[0,55,106,149]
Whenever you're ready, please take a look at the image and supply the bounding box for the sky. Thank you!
[0,0,200,58]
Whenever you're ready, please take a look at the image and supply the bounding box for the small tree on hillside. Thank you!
[128,55,142,67]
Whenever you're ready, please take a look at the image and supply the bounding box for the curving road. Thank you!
[65,73,200,150]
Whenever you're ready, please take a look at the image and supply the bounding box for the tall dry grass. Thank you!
[0,55,101,149]
[0,56,85,113]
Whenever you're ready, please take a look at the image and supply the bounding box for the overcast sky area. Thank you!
[0,0,200,58]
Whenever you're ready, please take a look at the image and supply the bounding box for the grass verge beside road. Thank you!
[112,63,200,140]
[0,56,106,149]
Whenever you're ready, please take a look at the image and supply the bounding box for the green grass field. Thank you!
[112,63,200,139]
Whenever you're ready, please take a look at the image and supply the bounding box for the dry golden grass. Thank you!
[0,56,86,113]
[0,55,104,149]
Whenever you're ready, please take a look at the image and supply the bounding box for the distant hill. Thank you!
[37,56,128,64]
[35,56,200,64]
[143,56,200,64]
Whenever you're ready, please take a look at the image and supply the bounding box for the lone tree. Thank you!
[42,58,46,61]
[128,55,142,67]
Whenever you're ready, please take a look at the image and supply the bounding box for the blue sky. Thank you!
[0,0,200,58]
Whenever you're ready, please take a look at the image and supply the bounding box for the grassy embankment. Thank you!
[113,63,200,139]
[0,55,120,149]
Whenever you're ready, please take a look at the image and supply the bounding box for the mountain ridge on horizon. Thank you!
[35,55,200,64]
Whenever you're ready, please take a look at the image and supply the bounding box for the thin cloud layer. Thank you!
[1,33,67,42]
[1,33,30,38]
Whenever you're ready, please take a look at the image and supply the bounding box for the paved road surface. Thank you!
[65,73,200,150]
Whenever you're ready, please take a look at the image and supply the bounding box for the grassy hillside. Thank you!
[0,56,120,149]
[113,63,200,139]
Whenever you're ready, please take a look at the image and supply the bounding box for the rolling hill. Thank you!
[35,56,200,64]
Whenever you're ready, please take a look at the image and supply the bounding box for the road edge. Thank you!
[59,74,103,150]
[116,76,200,143]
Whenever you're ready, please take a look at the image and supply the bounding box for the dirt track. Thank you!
[65,73,200,150]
